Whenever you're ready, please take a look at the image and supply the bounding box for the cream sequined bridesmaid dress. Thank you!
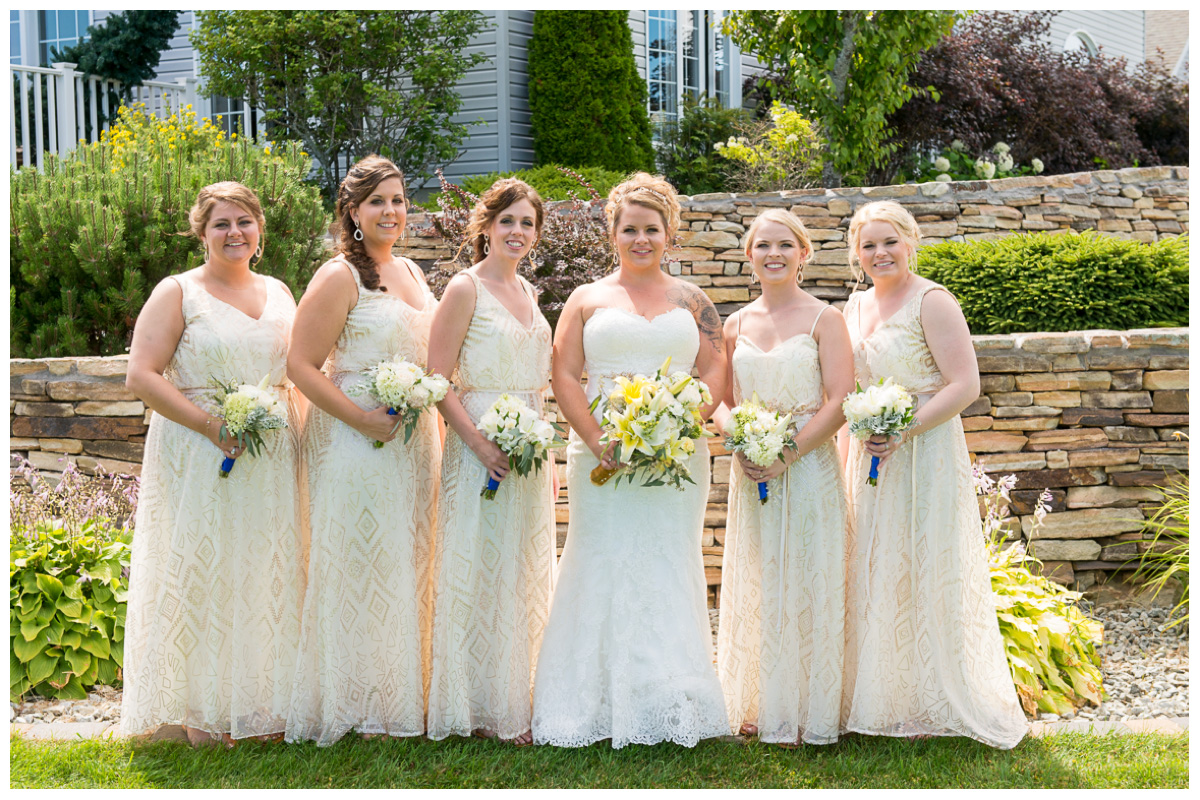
[122,271,305,740]
[842,283,1027,749]
[286,256,441,745]
[717,307,852,745]
[426,271,556,741]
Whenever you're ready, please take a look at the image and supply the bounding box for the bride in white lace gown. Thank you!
[532,174,730,748]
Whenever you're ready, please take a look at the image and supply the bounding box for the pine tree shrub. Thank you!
[915,232,1189,335]
[10,103,329,357]
[528,11,655,173]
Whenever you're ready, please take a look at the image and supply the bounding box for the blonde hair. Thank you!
[604,172,681,243]
[847,200,922,282]
[188,181,266,252]
[744,208,815,267]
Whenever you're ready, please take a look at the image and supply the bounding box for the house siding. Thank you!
[1048,10,1144,63]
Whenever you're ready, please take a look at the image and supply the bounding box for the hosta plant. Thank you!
[977,468,1105,717]
[10,459,137,700]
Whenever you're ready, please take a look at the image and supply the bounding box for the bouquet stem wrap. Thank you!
[476,394,565,501]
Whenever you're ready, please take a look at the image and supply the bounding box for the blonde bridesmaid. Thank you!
[426,179,556,746]
[123,182,304,747]
[714,208,854,747]
[839,200,1027,748]
[286,156,441,745]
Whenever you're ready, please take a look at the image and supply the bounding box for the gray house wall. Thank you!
[1048,10,1144,62]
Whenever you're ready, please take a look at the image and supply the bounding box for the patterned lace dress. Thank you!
[842,283,1027,749]
[531,307,730,749]
[121,270,305,740]
[426,272,556,740]
[716,307,852,745]
[286,256,441,745]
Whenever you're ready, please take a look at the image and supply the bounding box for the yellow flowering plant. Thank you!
[588,358,713,490]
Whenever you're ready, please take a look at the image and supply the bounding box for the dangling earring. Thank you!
[201,240,209,261]
[353,223,364,242]
[254,242,264,260]
[483,238,490,255]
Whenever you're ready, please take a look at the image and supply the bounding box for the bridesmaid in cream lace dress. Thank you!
[285,156,441,745]
[122,182,304,747]
[714,209,854,747]
[426,179,556,746]
[839,200,1027,748]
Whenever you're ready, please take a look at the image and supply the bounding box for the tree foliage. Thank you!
[876,11,1186,184]
[528,11,655,173]
[53,11,180,89]
[10,104,329,358]
[723,10,957,188]
[191,11,488,195]
[655,95,748,195]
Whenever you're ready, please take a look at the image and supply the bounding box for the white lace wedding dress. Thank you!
[531,307,730,749]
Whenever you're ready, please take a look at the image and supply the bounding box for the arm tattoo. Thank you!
[666,284,725,355]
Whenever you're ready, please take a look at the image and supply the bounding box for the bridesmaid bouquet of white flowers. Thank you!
[723,393,798,504]
[476,394,565,500]
[841,377,918,486]
[211,375,289,478]
[351,358,449,447]
[588,357,714,491]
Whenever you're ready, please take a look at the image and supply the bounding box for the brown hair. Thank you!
[743,208,814,266]
[457,178,545,264]
[334,154,405,291]
[847,200,923,282]
[188,181,266,258]
[604,172,681,243]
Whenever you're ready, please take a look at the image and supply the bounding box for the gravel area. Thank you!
[12,605,1187,727]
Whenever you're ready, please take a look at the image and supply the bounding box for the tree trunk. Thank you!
[823,11,860,189]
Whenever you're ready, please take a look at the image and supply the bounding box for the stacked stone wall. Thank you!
[10,328,1187,606]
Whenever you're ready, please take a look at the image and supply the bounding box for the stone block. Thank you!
[1014,371,1110,391]
[1123,413,1188,428]
[21,379,47,396]
[14,402,74,417]
[1099,542,1140,561]
[1051,354,1086,371]
[1060,408,1125,427]
[965,431,1028,452]
[1016,333,1089,354]
[1110,370,1145,391]
[1012,467,1107,490]
[682,230,741,249]
[1009,489,1067,515]
[81,440,146,462]
[989,391,1033,407]
[37,438,84,454]
[10,360,48,376]
[1103,426,1159,443]
[76,357,130,377]
[1149,355,1190,369]
[1025,428,1109,451]
[1152,391,1188,413]
[1046,450,1069,469]
[1067,448,1142,467]
[27,451,77,472]
[46,359,76,376]
[864,184,917,198]
[962,416,994,432]
[976,353,1052,373]
[10,438,39,449]
[961,396,992,416]
[1080,391,1152,409]
[77,456,142,477]
[1140,453,1190,470]
[992,406,1062,418]
[992,417,1062,431]
[46,381,138,402]
[1024,507,1145,540]
[1028,539,1102,561]
[919,221,958,237]
[1067,485,1163,508]
[1142,370,1188,390]
[712,455,731,484]
[975,452,1046,473]
[1037,561,1074,585]
[703,288,750,304]
[1111,470,1175,487]
[979,375,1015,393]
[827,199,852,217]
[11,416,147,440]
[1087,351,1152,370]
[1031,391,1081,408]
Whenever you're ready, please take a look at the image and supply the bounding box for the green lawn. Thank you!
[10,731,1188,789]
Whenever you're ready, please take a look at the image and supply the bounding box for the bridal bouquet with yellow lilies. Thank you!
[588,357,713,490]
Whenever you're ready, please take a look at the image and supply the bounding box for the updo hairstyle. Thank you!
[846,200,922,282]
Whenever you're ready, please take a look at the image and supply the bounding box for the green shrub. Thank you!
[1130,468,1189,629]
[978,469,1104,717]
[916,232,1189,335]
[10,460,137,701]
[528,11,655,173]
[655,95,748,196]
[420,164,627,212]
[715,101,824,192]
[10,103,330,358]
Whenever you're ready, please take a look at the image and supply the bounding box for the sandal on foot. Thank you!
[739,723,759,737]
[472,728,497,740]
[503,731,534,748]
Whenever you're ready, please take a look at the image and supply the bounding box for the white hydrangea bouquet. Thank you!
[350,358,449,448]
[588,357,714,491]
[476,394,565,500]
[211,375,289,478]
[723,393,798,504]
[841,377,918,486]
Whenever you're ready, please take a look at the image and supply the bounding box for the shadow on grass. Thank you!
[10,730,1189,789]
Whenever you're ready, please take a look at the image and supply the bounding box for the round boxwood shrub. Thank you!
[10,103,330,358]
[915,232,1188,335]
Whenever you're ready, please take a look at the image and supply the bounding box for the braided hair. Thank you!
[334,155,406,291]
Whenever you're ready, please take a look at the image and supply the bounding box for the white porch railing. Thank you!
[10,61,199,170]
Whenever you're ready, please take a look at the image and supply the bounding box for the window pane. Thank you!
[41,10,55,40]
[59,11,75,40]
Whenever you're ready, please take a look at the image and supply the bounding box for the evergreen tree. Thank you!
[54,11,181,89]
[528,11,655,173]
